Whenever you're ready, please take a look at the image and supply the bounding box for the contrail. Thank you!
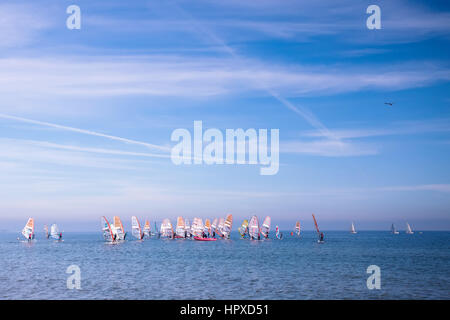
[168,1,341,143]
[0,113,171,152]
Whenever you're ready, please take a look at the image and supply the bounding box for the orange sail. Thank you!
[312,214,320,234]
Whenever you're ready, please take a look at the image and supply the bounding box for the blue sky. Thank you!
[0,0,449,231]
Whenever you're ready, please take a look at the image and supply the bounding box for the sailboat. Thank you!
[238,219,249,238]
[175,216,186,238]
[275,225,283,239]
[185,219,192,238]
[101,216,115,243]
[191,218,204,238]
[350,222,357,234]
[406,222,414,234]
[143,220,151,238]
[312,214,324,243]
[248,215,261,240]
[21,218,35,241]
[153,222,160,238]
[50,224,63,241]
[222,214,233,239]
[216,218,225,238]
[294,221,301,236]
[210,218,217,237]
[204,219,211,237]
[260,216,271,239]
[391,223,399,234]
[131,216,144,240]
[44,225,49,239]
[160,219,174,239]
[113,216,126,241]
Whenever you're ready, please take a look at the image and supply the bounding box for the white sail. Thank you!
[406,222,414,234]
[185,219,192,237]
[143,220,151,237]
[391,223,399,234]
[260,216,271,238]
[175,216,186,237]
[50,224,61,240]
[222,214,233,239]
[131,216,143,239]
[248,215,260,240]
[160,219,174,238]
[191,218,204,237]
[101,216,114,242]
[350,222,357,234]
[22,218,34,240]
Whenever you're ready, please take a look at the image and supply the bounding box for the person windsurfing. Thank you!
[59,232,62,240]
[319,232,324,242]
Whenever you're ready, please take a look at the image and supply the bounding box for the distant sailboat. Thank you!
[50,224,63,241]
[22,218,35,241]
[160,219,174,239]
[406,222,414,234]
[260,216,271,239]
[44,224,49,239]
[294,221,301,236]
[238,219,249,238]
[222,214,233,239]
[101,216,114,242]
[248,215,261,240]
[350,222,357,234]
[131,216,144,240]
[143,220,151,238]
[275,225,283,239]
[391,223,399,234]
[312,214,324,243]
[113,216,126,241]
[175,216,186,238]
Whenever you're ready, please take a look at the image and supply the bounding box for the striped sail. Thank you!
[143,220,151,237]
[22,218,34,240]
[192,218,204,237]
[113,216,126,240]
[101,216,114,242]
[248,215,260,240]
[185,219,191,237]
[160,219,174,238]
[204,219,211,236]
[216,218,225,237]
[261,216,271,238]
[295,221,301,236]
[131,216,143,239]
[238,219,249,237]
[175,216,186,237]
[211,218,218,232]
[222,214,233,239]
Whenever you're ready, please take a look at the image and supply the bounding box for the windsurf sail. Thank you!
[248,215,260,240]
[391,223,399,234]
[143,220,151,237]
[185,219,191,237]
[312,214,324,241]
[176,216,186,237]
[238,219,249,238]
[222,214,233,239]
[101,216,114,242]
[216,218,225,237]
[406,222,414,234]
[44,224,49,239]
[113,216,126,240]
[275,225,283,239]
[260,216,271,239]
[350,222,357,234]
[22,218,34,240]
[295,221,301,236]
[204,219,211,236]
[211,218,217,233]
[50,224,61,240]
[131,216,143,239]
[160,219,174,238]
[154,222,160,237]
[191,218,204,237]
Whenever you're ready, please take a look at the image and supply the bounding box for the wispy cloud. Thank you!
[0,113,169,151]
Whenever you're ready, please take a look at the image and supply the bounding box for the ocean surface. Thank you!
[0,231,448,300]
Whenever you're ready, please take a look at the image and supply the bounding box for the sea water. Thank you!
[0,231,448,299]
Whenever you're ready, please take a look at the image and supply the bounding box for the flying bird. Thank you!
[384,102,393,106]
